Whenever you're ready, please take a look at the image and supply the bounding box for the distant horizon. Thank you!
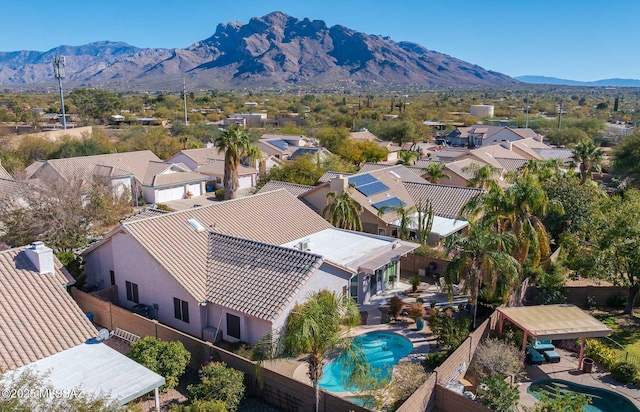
[1,1,638,82]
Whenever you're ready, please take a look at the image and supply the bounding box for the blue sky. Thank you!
[2,0,638,81]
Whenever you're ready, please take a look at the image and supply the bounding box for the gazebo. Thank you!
[496,304,612,370]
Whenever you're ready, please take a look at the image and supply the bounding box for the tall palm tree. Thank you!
[444,222,521,328]
[465,164,501,190]
[322,188,364,231]
[572,141,604,185]
[423,162,451,184]
[214,125,254,200]
[285,290,367,412]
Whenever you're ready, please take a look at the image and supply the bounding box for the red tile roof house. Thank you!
[81,190,418,345]
[0,242,164,409]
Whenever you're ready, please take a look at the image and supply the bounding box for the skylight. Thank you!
[187,219,206,232]
[389,170,401,178]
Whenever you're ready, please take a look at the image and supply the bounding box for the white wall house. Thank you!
[140,161,207,204]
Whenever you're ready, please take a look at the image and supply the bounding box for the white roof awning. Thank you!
[390,214,469,238]
[4,341,165,406]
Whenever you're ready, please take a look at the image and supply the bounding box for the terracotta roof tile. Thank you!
[206,232,323,321]
[404,182,484,219]
[170,148,225,165]
[0,246,96,370]
[257,181,313,197]
[195,160,256,176]
[0,164,13,180]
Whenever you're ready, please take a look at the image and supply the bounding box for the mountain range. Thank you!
[515,75,640,88]
[0,12,517,89]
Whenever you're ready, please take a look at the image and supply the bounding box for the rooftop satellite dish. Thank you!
[98,328,110,341]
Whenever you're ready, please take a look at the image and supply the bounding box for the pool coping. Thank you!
[519,348,640,410]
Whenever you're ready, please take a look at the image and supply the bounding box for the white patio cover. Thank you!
[4,341,165,406]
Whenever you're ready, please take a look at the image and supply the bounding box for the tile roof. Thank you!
[169,148,225,165]
[357,164,428,183]
[318,171,354,183]
[205,232,323,322]
[119,208,169,224]
[28,151,161,183]
[445,158,480,181]
[0,246,96,370]
[403,182,484,219]
[116,190,333,301]
[468,145,527,169]
[257,181,314,197]
[0,179,24,201]
[253,140,290,156]
[142,162,207,187]
[349,130,380,141]
[289,147,331,160]
[195,159,256,177]
[534,148,574,161]
[495,158,529,172]
[0,164,13,180]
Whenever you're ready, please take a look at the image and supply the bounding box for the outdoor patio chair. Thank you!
[533,339,555,352]
[525,345,545,365]
[439,277,462,296]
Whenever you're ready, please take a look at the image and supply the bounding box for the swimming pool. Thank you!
[319,331,413,393]
[528,379,639,412]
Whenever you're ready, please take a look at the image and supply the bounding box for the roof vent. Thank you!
[187,218,206,232]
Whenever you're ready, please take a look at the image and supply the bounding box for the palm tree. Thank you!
[423,162,451,184]
[397,150,418,165]
[322,188,363,231]
[444,222,521,328]
[572,141,604,185]
[285,290,367,412]
[465,164,501,190]
[214,125,254,200]
[379,199,435,244]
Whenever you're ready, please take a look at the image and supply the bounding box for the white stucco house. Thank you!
[82,190,417,344]
[141,161,207,203]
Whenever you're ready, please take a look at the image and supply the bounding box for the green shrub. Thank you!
[129,337,191,391]
[428,312,471,351]
[477,375,519,412]
[606,294,627,309]
[214,188,225,201]
[536,288,566,305]
[188,362,245,412]
[611,362,638,384]
[585,339,619,370]
[409,276,421,292]
[523,388,591,412]
[171,400,228,412]
[423,351,449,368]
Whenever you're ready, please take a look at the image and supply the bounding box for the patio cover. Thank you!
[357,243,416,274]
[4,341,165,408]
[497,304,612,370]
[391,214,469,238]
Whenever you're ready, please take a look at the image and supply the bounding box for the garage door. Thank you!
[238,175,254,190]
[156,186,185,203]
[187,183,202,196]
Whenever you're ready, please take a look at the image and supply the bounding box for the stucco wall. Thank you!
[108,232,205,337]
[166,153,198,170]
[83,238,114,288]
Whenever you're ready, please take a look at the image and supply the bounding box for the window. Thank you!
[226,313,241,339]
[378,228,386,236]
[173,298,189,323]
[109,270,115,286]
[125,281,139,303]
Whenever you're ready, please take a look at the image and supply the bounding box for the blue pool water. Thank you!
[528,379,639,412]
[319,331,413,393]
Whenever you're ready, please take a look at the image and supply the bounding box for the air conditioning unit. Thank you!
[298,239,310,251]
[202,327,222,344]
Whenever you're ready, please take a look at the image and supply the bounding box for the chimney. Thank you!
[205,141,214,149]
[536,134,544,143]
[330,175,349,194]
[25,241,55,275]
[507,141,513,151]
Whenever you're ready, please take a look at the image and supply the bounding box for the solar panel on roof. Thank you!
[269,140,289,151]
[348,174,377,187]
[372,197,406,212]
[356,181,390,197]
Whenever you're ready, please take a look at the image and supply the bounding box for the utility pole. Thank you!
[525,95,529,129]
[557,100,563,129]
[183,77,188,126]
[52,56,67,130]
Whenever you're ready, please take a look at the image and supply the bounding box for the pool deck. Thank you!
[519,348,640,409]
